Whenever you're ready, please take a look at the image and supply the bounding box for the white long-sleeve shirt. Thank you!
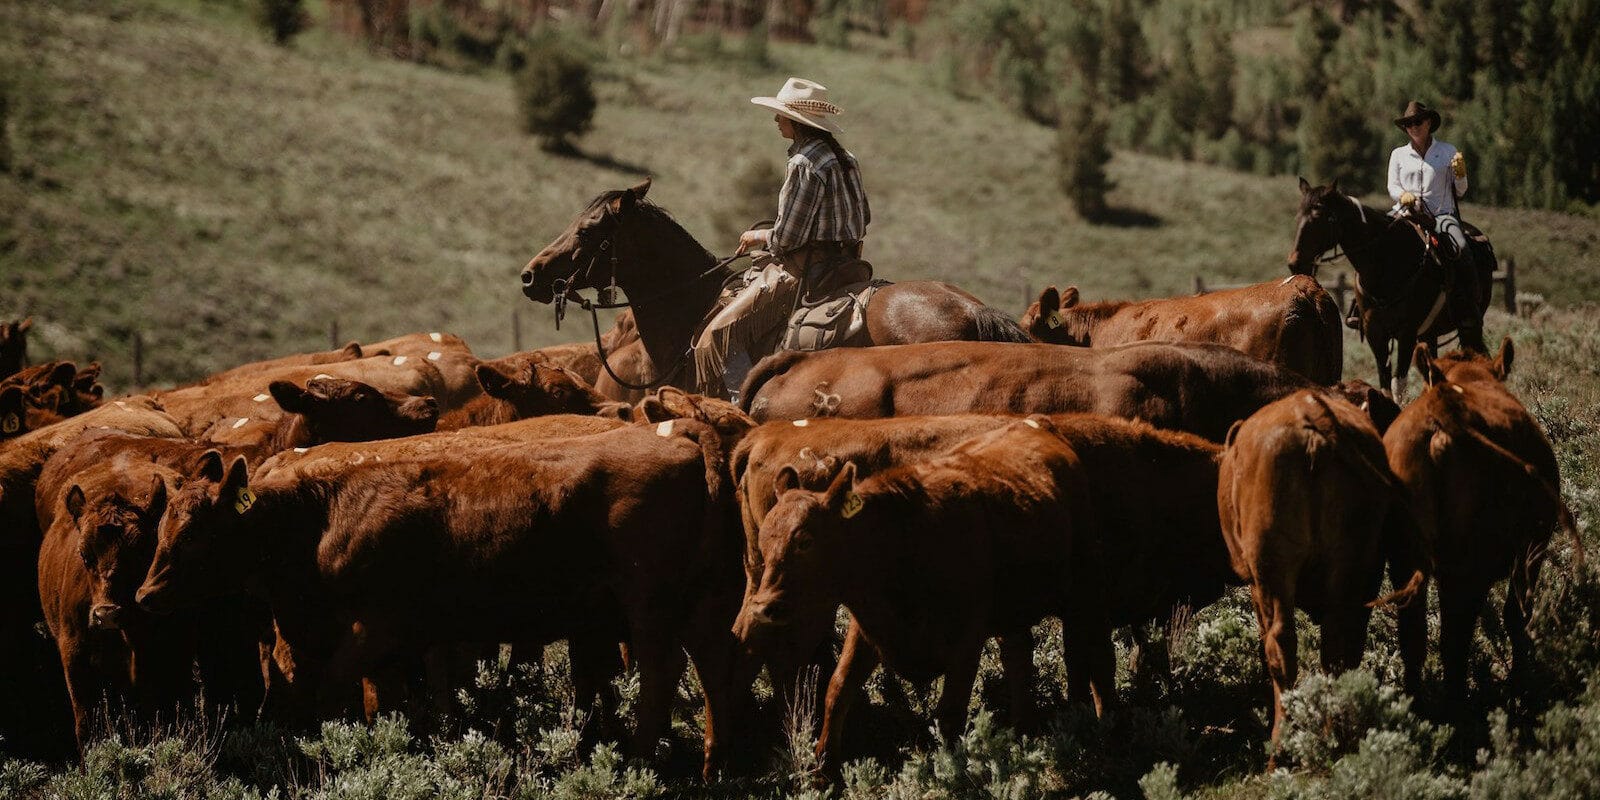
[1388,139,1467,216]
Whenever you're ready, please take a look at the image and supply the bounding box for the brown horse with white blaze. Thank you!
[520,179,1032,402]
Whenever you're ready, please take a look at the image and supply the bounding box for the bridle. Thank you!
[1299,194,1437,311]
[545,218,750,393]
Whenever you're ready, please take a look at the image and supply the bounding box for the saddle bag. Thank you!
[783,279,890,352]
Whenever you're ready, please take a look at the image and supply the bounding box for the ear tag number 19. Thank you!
[1,414,18,434]
[234,487,257,515]
[841,492,864,519]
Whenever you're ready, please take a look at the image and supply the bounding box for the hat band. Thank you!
[784,98,840,116]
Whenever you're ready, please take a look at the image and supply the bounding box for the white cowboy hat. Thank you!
[751,77,844,135]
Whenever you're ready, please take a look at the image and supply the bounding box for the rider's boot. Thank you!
[1446,251,1486,353]
[722,346,753,404]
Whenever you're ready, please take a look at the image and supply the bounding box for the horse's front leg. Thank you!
[1392,328,1421,400]
[1369,335,1395,399]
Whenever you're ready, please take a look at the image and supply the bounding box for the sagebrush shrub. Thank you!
[1276,671,1449,774]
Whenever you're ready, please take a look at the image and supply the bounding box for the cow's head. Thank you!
[270,377,439,442]
[1019,286,1081,344]
[1288,178,1357,276]
[137,451,252,615]
[1415,337,1514,388]
[733,461,868,650]
[66,474,169,631]
[521,179,652,304]
[1331,379,1402,435]
[476,362,608,418]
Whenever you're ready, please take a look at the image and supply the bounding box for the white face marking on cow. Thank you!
[392,356,408,366]
[254,393,270,402]
[792,419,809,427]
[232,417,249,429]
[1023,418,1041,428]
[656,420,674,437]
[429,332,443,343]
[427,352,442,361]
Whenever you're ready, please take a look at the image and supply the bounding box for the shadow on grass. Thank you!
[544,141,652,176]
[1091,206,1164,228]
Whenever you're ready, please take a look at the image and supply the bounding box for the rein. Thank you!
[549,231,751,393]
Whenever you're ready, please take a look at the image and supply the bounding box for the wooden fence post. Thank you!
[330,321,340,350]
[512,309,523,353]
[1193,275,1206,295]
[1501,256,1517,313]
[132,331,143,390]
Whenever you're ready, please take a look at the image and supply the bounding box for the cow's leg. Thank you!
[933,638,985,747]
[317,620,396,722]
[626,628,686,764]
[569,634,624,727]
[997,630,1039,732]
[682,624,749,780]
[1438,578,1488,707]
[58,634,98,749]
[1503,545,1545,692]
[816,620,880,778]
[1060,608,1117,716]
[1251,584,1297,761]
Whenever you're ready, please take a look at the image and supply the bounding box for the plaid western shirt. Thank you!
[767,135,871,256]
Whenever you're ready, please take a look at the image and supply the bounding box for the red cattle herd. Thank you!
[0,304,1579,781]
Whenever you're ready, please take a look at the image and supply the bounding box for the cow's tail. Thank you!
[1286,276,1344,384]
[738,350,808,413]
[672,419,740,566]
[972,305,1035,343]
[1449,422,1585,569]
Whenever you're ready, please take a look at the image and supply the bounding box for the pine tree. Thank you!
[1056,82,1114,220]
[1298,87,1377,193]
[254,0,307,46]
[514,38,597,154]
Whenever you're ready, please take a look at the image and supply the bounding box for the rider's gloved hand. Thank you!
[737,228,771,254]
[1399,191,1418,208]
[1450,151,1467,178]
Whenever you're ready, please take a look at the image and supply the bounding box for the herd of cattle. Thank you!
[0,276,1578,779]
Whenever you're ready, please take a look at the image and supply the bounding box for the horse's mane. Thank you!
[587,190,716,263]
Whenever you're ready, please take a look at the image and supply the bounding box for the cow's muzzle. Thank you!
[89,603,125,630]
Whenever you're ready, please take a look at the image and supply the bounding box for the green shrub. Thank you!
[1056,82,1114,221]
[1275,671,1449,774]
[811,10,851,50]
[878,710,1058,799]
[738,21,771,68]
[253,0,307,46]
[523,744,662,800]
[1471,674,1600,798]
[44,733,256,800]
[513,36,597,153]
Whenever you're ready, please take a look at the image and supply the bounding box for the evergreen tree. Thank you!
[1194,20,1236,139]
[1298,86,1378,193]
[1056,82,1114,220]
[514,37,597,153]
[254,0,307,46]
[1098,0,1145,102]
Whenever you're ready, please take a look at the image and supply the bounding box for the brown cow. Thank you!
[210,377,441,453]
[0,396,182,760]
[1019,276,1343,384]
[741,340,1321,443]
[1218,391,1422,754]
[438,362,629,430]
[733,420,1107,774]
[1384,338,1579,705]
[1,361,103,422]
[1,385,31,440]
[0,318,30,380]
[137,422,748,778]
[185,341,367,389]
[361,331,483,409]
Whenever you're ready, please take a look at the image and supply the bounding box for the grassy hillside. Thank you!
[2,0,1598,390]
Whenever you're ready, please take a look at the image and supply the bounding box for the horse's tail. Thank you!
[971,305,1034,343]
[1284,276,1344,384]
[738,350,809,414]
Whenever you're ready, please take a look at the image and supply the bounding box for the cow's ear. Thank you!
[1298,176,1311,195]
[146,475,168,516]
[1060,286,1080,309]
[1224,419,1244,449]
[195,450,226,483]
[1330,178,1342,195]
[221,456,250,496]
[340,341,364,359]
[269,381,311,414]
[1039,286,1060,313]
[17,318,32,333]
[774,465,801,498]
[475,364,514,398]
[636,395,671,423]
[65,484,86,521]
[1492,337,1514,380]
[1412,343,1442,387]
[823,461,858,506]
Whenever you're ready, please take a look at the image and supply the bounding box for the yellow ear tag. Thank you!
[1,414,18,434]
[840,491,864,519]
[1046,310,1063,329]
[234,487,256,515]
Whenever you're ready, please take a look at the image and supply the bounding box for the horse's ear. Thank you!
[629,177,652,199]
[1298,176,1311,195]
[1493,337,1514,380]
[1060,286,1080,308]
[1330,178,1342,195]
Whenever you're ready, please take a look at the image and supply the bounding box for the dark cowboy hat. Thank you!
[1393,100,1442,133]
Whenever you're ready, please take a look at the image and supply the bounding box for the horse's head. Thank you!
[1288,177,1362,276]
[521,178,653,304]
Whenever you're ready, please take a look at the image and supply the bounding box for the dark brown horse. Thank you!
[520,179,1031,402]
[1287,178,1489,398]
